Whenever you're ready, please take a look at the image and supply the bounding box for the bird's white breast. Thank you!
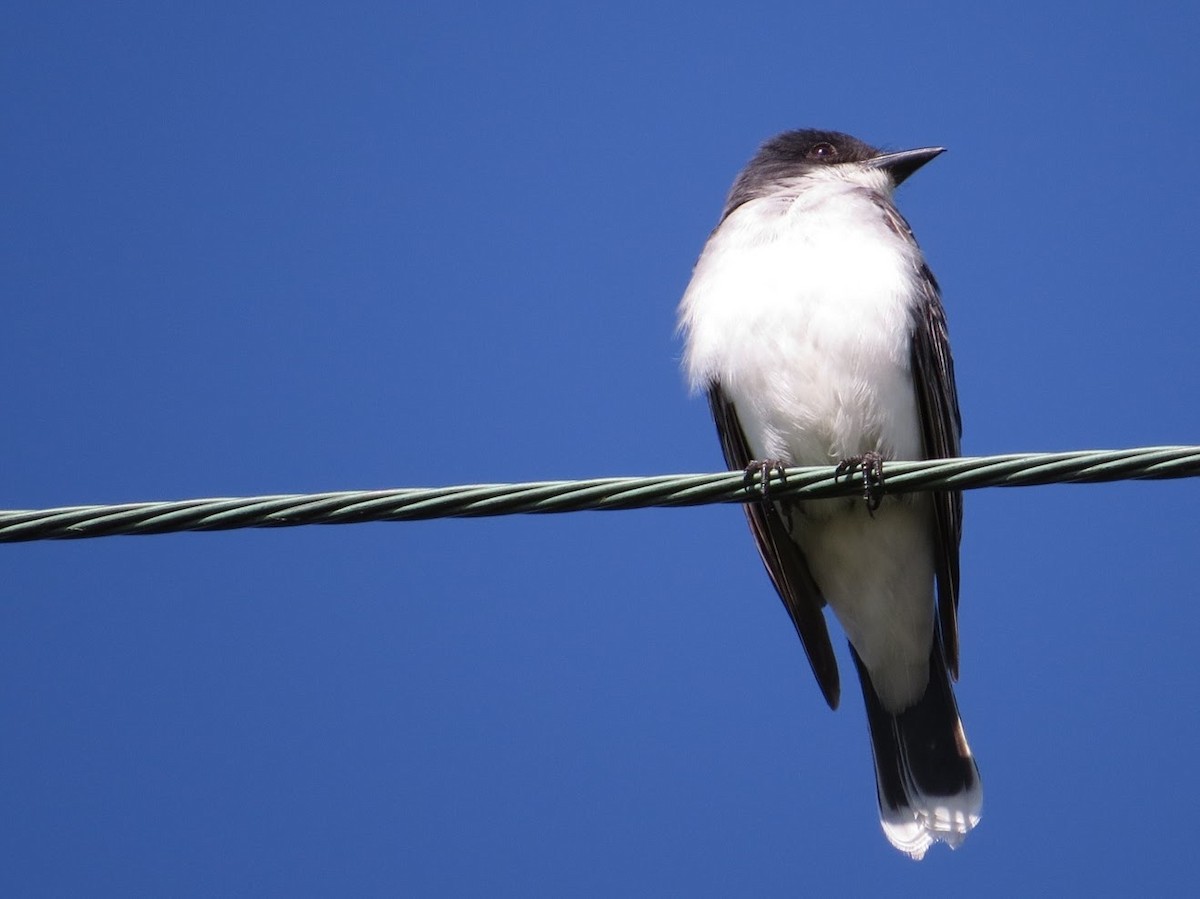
[680,175,925,467]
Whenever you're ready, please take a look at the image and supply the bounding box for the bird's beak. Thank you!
[867,146,946,185]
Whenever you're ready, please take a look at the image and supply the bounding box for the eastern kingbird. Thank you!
[677,129,981,858]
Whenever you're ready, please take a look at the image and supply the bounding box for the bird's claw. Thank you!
[743,460,788,503]
[744,460,795,530]
[835,452,886,515]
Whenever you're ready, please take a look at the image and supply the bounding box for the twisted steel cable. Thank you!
[0,445,1197,544]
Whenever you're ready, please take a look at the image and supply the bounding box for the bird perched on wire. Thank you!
[677,129,980,859]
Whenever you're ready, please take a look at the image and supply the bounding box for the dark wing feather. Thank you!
[708,385,840,709]
[909,264,964,678]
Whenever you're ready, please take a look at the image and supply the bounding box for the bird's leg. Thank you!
[835,452,886,515]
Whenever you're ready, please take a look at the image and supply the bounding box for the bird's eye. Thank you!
[807,142,838,160]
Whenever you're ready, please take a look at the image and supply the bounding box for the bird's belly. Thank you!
[724,287,924,469]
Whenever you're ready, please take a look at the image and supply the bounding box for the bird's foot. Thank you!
[744,460,794,529]
[835,452,886,515]
[743,459,788,503]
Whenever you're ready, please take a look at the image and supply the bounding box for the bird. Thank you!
[677,129,981,859]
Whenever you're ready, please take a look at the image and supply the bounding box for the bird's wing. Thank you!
[707,385,841,709]
[909,265,964,677]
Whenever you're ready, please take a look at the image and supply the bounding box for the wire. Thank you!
[0,445,1196,544]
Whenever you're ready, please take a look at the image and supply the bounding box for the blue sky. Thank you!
[3,1,1199,895]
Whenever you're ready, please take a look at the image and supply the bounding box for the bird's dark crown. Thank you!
[756,129,882,167]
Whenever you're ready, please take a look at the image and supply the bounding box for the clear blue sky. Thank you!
[3,2,1199,895]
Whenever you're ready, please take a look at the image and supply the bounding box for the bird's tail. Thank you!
[850,640,982,860]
